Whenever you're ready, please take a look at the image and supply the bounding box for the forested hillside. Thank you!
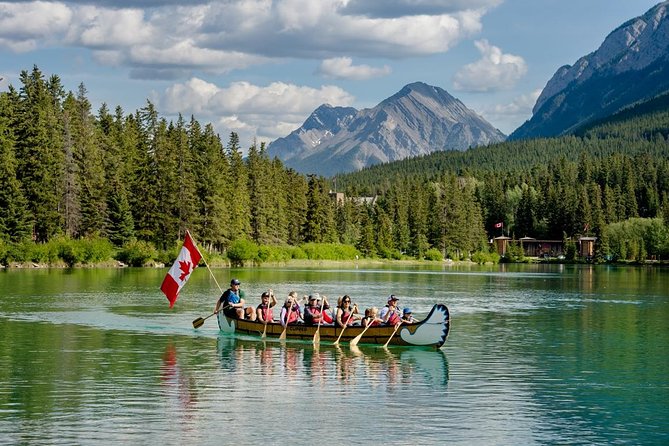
[1,66,668,265]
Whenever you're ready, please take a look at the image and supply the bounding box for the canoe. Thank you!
[217,303,450,348]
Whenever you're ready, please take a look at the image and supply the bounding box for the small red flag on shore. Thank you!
[161,231,202,308]
[494,222,503,228]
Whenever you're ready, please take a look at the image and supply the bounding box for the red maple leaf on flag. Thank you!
[178,260,193,281]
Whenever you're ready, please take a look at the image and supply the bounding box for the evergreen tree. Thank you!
[225,132,251,242]
[191,121,227,250]
[68,84,108,237]
[0,92,32,241]
[285,168,307,245]
[98,104,134,245]
[14,66,65,241]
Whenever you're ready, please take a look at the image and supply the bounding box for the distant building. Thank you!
[493,236,597,259]
[329,191,377,206]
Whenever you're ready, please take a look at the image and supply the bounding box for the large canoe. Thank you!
[217,303,450,348]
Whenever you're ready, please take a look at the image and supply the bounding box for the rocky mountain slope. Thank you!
[510,1,669,139]
[268,82,505,176]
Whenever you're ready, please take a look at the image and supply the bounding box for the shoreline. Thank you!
[2,257,667,269]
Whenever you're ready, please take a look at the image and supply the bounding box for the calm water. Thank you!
[0,264,668,445]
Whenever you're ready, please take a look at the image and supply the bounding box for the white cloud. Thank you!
[159,78,355,143]
[341,0,502,18]
[480,89,541,133]
[68,6,154,47]
[453,39,527,92]
[0,1,491,79]
[0,1,72,51]
[318,57,391,80]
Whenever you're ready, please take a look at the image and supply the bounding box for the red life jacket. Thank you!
[342,310,355,326]
[257,303,273,322]
[284,306,299,324]
[322,308,333,324]
[387,309,401,325]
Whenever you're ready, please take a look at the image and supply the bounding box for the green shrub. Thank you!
[227,239,259,266]
[116,240,158,266]
[300,243,360,260]
[424,248,443,261]
[55,238,85,267]
[4,240,33,263]
[471,250,500,264]
[256,245,293,263]
[290,246,308,260]
[81,237,115,264]
[0,240,8,265]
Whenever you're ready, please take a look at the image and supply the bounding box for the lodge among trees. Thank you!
[1,66,669,265]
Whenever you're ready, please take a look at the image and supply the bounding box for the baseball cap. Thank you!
[230,279,241,285]
[388,294,399,302]
[403,307,412,314]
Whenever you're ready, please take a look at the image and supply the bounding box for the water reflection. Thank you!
[215,336,449,394]
[160,343,197,415]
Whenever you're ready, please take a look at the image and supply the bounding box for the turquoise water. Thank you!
[0,264,667,445]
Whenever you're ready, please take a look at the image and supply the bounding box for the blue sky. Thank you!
[0,1,662,147]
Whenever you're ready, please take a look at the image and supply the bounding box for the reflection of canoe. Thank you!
[217,303,450,348]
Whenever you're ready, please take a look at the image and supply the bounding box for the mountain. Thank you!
[510,1,669,140]
[267,82,506,176]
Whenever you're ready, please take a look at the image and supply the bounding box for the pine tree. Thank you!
[225,132,251,242]
[0,91,32,241]
[67,84,108,238]
[191,120,227,250]
[14,66,65,241]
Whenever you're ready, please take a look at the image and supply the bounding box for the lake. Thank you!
[1,264,667,445]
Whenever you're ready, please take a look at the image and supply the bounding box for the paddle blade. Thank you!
[313,330,320,345]
[350,331,363,346]
[192,317,205,329]
[279,327,287,340]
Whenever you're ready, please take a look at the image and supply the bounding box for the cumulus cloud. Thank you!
[453,39,527,92]
[0,1,72,51]
[0,1,486,71]
[479,89,541,133]
[159,78,355,142]
[341,0,502,18]
[318,57,391,80]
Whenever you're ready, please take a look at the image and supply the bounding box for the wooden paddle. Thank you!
[333,311,354,345]
[350,318,374,347]
[192,312,215,329]
[382,321,403,348]
[312,297,326,345]
[261,289,272,339]
[279,301,294,340]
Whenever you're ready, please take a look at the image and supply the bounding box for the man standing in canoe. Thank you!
[215,279,255,320]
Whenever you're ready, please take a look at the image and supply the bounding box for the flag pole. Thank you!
[187,230,223,294]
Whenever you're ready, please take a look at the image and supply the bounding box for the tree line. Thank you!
[1,66,669,265]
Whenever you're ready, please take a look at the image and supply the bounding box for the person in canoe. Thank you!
[256,289,277,323]
[280,292,302,327]
[215,278,255,320]
[303,293,331,326]
[335,295,360,327]
[361,307,383,327]
[401,307,417,323]
[379,294,402,325]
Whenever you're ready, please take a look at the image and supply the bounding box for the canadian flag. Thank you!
[494,222,503,228]
[161,231,202,308]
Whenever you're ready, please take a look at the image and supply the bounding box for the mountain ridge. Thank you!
[268,81,505,176]
[510,1,669,139]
